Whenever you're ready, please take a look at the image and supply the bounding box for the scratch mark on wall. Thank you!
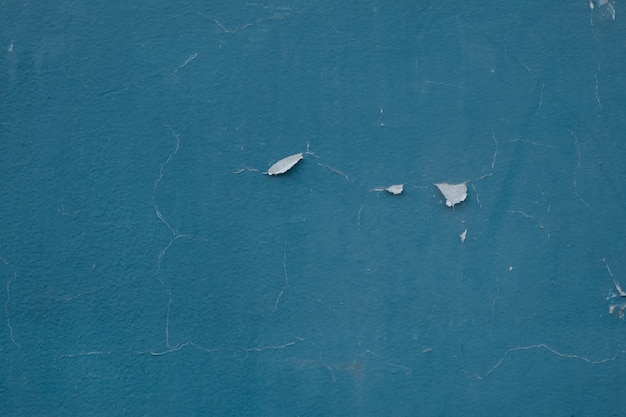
[273,242,290,312]
[570,131,591,209]
[146,338,300,357]
[1,256,19,347]
[484,344,617,377]
[153,124,208,348]
[201,4,306,34]
[174,52,199,74]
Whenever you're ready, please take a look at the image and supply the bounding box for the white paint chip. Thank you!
[385,184,404,195]
[371,184,404,195]
[266,152,303,175]
[435,182,468,207]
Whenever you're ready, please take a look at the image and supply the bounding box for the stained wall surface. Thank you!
[1,1,626,416]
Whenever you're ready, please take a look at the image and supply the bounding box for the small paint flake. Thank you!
[370,184,404,195]
[384,184,404,195]
[435,182,468,207]
[266,152,303,175]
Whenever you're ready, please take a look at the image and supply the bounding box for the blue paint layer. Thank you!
[1,1,626,416]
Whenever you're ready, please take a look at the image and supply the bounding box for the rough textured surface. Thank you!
[1,1,626,416]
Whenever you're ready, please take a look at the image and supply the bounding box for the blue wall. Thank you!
[1,1,625,415]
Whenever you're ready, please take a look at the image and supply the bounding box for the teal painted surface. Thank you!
[2,1,626,416]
